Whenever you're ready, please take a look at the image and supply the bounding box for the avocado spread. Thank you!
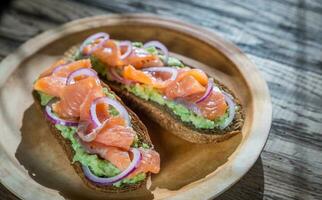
[39,91,54,106]
[55,124,145,187]
[124,84,228,129]
[38,89,147,187]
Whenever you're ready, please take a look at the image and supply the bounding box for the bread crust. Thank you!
[32,82,152,193]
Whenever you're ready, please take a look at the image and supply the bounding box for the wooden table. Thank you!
[0,0,321,199]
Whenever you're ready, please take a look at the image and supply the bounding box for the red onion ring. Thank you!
[195,78,214,104]
[45,100,79,127]
[109,68,135,85]
[82,148,141,185]
[80,32,109,56]
[219,92,236,130]
[77,120,108,142]
[185,103,202,116]
[175,98,202,116]
[87,37,109,56]
[142,67,178,82]
[143,41,169,64]
[119,40,133,60]
[90,96,131,128]
[51,62,71,75]
[66,68,98,85]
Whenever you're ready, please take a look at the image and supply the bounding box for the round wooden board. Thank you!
[0,14,271,200]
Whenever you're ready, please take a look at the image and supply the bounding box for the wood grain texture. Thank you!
[0,0,321,200]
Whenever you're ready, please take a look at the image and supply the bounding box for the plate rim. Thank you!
[0,14,272,200]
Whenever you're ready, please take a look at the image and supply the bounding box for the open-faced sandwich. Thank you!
[69,32,244,143]
[33,58,160,192]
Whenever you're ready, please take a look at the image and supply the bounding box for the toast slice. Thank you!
[33,71,155,192]
[65,46,244,144]
[107,81,244,143]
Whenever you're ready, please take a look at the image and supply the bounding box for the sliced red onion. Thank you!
[80,32,109,56]
[186,103,202,116]
[219,92,236,130]
[134,48,150,57]
[82,148,141,185]
[142,67,178,82]
[66,68,98,85]
[143,41,169,64]
[175,99,202,116]
[51,62,71,75]
[109,68,135,85]
[77,121,100,142]
[87,37,109,56]
[90,96,130,128]
[195,78,214,104]
[119,40,133,60]
[45,100,78,126]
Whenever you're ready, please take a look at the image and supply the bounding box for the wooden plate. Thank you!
[0,14,271,200]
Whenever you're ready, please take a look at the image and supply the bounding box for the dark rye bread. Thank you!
[65,45,244,143]
[33,82,153,193]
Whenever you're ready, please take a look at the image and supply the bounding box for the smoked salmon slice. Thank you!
[127,148,160,178]
[52,59,91,77]
[81,141,131,172]
[34,76,66,97]
[83,141,160,174]
[123,65,153,85]
[93,117,135,150]
[52,76,101,119]
[105,147,131,171]
[92,40,123,67]
[39,59,66,78]
[79,86,107,132]
[34,59,92,97]
[123,65,175,89]
[165,75,205,99]
[123,47,163,69]
[176,68,208,86]
[188,90,228,120]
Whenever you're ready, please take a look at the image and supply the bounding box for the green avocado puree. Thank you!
[124,84,229,129]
